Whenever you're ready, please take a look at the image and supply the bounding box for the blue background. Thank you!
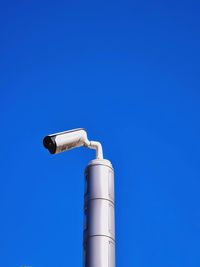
[0,1,200,267]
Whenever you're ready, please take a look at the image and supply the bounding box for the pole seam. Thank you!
[85,235,115,242]
[84,197,114,205]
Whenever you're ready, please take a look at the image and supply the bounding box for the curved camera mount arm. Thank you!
[86,140,103,160]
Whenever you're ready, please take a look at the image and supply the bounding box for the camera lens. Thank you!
[43,136,56,154]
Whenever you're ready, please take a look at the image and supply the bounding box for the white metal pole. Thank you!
[84,159,115,267]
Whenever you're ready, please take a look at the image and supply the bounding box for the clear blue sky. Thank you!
[0,1,200,267]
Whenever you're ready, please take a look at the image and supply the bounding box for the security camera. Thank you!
[43,128,89,154]
[43,128,103,159]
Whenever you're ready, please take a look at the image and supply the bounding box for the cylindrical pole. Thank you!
[83,159,115,267]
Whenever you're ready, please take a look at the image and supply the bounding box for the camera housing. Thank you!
[43,128,89,154]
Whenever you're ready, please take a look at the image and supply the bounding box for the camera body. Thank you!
[43,128,89,154]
